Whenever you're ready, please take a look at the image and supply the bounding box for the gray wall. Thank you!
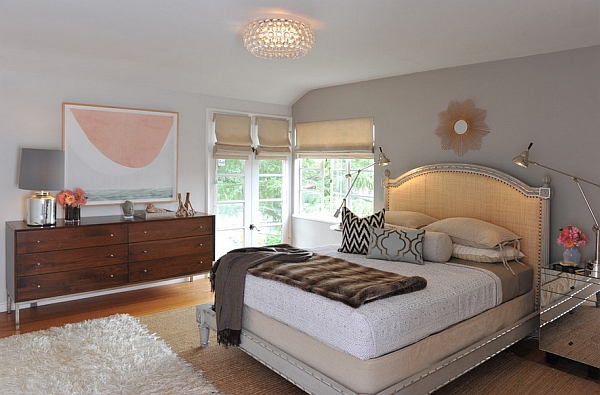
[292,46,600,263]
[0,67,290,313]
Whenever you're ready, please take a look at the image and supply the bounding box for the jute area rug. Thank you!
[140,306,600,395]
[0,314,219,395]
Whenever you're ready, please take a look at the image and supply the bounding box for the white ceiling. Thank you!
[0,0,598,106]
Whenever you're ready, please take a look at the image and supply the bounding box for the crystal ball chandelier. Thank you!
[243,18,315,60]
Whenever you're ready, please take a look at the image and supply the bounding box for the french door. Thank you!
[213,157,288,259]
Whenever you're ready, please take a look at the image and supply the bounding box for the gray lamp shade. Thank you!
[18,148,65,191]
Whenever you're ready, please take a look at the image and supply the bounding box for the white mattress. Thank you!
[243,244,502,360]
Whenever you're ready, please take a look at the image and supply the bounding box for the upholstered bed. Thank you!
[197,163,551,394]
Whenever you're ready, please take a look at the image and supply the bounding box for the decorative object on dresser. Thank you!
[121,200,134,218]
[5,213,215,330]
[434,99,490,157]
[63,103,179,205]
[135,203,175,219]
[513,142,600,278]
[57,187,87,224]
[176,192,195,217]
[18,148,65,226]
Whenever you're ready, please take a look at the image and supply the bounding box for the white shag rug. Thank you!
[0,314,220,395]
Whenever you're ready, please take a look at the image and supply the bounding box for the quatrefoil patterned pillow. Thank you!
[367,227,425,265]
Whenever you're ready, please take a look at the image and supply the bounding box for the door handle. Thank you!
[249,224,260,232]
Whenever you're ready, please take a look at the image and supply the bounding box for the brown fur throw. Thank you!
[248,253,427,308]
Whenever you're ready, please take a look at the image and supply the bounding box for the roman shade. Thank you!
[294,117,374,158]
[213,113,253,159]
[255,117,291,159]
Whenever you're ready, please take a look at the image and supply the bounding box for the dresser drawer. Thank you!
[16,264,128,301]
[16,244,128,276]
[129,253,212,282]
[128,216,213,242]
[15,224,128,254]
[129,235,213,262]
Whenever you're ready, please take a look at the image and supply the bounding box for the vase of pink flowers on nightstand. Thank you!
[557,225,588,265]
[57,188,87,224]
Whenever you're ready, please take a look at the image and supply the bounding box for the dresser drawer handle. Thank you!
[110,274,114,278]
[143,250,148,253]
[37,285,41,288]
[144,231,147,234]
[37,240,41,244]
[143,269,148,273]
[110,234,114,237]
[110,254,114,258]
[37,262,41,266]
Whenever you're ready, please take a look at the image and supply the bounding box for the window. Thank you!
[298,157,375,218]
[294,117,376,219]
[209,111,291,258]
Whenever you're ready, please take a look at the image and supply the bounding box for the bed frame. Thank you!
[197,163,551,394]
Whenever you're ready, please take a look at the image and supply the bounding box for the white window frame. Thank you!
[206,108,293,253]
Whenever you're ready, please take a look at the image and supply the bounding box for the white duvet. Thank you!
[243,244,502,360]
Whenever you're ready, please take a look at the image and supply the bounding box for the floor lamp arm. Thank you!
[574,179,600,266]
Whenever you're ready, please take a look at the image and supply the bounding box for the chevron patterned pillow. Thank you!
[339,207,385,254]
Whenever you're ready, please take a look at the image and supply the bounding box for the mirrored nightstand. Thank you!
[539,263,600,378]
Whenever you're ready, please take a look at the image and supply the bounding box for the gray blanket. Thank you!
[211,244,313,346]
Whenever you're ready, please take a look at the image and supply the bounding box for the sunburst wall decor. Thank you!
[434,99,490,157]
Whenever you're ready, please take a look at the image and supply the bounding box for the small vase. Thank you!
[562,247,581,265]
[65,205,81,224]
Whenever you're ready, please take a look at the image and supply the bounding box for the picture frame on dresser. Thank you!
[62,103,179,205]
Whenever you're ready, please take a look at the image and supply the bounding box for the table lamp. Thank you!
[513,143,599,278]
[18,148,65,226]
[333,147,391,218]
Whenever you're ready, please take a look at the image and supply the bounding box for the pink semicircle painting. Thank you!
[71,108,174,168]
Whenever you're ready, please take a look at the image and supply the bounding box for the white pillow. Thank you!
[452,243,525,263]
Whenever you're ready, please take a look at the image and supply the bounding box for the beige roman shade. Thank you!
[213,113,253,159]
[255,117,291,159]
[294,117,374,158]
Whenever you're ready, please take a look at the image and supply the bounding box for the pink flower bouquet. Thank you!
[556,225,588,249]
[57,188,87,208]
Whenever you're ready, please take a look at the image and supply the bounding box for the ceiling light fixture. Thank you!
[243,18,315,60]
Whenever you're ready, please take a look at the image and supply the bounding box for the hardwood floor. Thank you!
[1,277,597,385]
[0,277,213,337]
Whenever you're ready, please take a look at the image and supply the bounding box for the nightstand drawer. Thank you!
[15,224,128,254]
[540,302,600,369]
[16,244,129,276]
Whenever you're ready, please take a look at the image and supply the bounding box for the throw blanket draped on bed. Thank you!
[211,244,313,346]
[248,253,427,308]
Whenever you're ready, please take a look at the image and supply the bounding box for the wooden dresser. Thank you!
[6,213,215,329]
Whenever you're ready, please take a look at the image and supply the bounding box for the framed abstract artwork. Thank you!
[62,103,179,205]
